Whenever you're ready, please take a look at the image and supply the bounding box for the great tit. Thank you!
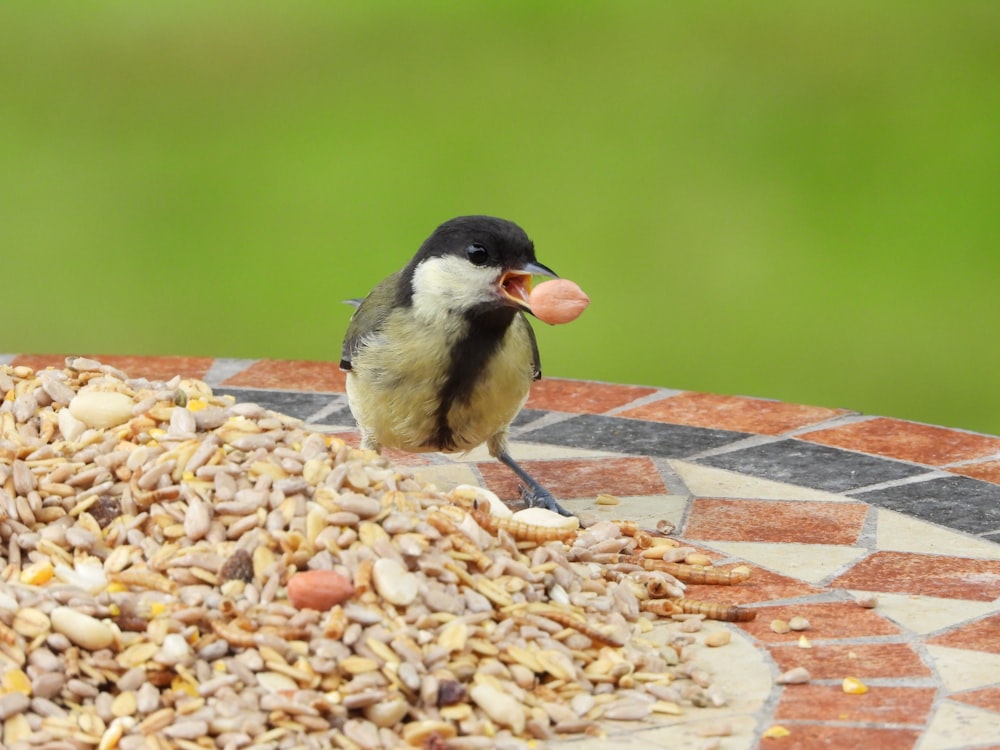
[340,215,571,516]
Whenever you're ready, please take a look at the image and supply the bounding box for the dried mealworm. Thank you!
[471,507,577,544]
[527,606,626,647]
[110,568,177,594]
[210,617,257,649]
[641,599,683,617]
[427,512,491,570]
[354,558,375,595]
[617,555,748,585]
[676,598,755,622]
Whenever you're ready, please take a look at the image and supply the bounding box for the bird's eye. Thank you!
[466,244,489,266]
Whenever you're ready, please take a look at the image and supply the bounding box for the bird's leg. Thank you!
[496,450,573,517]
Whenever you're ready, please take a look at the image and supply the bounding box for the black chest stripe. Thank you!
[431,306,516,450]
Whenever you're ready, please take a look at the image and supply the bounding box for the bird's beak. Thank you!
[500,261,558,311]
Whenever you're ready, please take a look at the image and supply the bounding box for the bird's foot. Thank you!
[519,485,574,517]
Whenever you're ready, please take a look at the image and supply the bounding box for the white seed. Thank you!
[602,700,652,721]
[511,506,580,530]
[704,629,732,647]
[451,484,513,519]
[155,633,193,667]
[776,666,812,684]
[50,607,115,650]
[469,682,526,735]
[0,693,30,721]
[336,492,382,518]
[69,389,135,429]
[364,696,409,728]
[13,608,52,639]
[184,495,211,541]
[257,671,299,693]
[372,558,418,606]
[12,460,36,495]
[788,615,811,631]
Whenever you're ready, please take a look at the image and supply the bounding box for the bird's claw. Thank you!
[518,484,574,517]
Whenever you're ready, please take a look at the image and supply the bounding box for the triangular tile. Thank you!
[876,509,1000,560]
[453,441,621,462]
[851,591,1000,636]
[705,541,867,584]
[670,460,854,502]
[589,494,688,530]
[925,645,1000,692]
[413,463,482,492]
[917,699,1000,750]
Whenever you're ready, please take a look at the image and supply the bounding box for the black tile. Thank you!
[314,405,357,427]
[213,388,341,422]
[510,408,549,429]
[851,475,1000,536]
[697,439,929,493]
[517,414,748,457]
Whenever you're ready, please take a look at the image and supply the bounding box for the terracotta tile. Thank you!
[525,378,658,414]
[739,602,901,643]
[683,498,868,545]
[769,642,931,679]
[775,684,935,724]
[831,552,1000,602]
[222,359,347,392]
[618,391,850,435]
[476,457,665,500]
[690,565,822,608]
[948,460,1000,484]
[11,354,215,381]
[928,612,1000,655]
[10,353,69,371]
[950,686,1000,712]
[800,417,1000,466]
[764,725,920,750]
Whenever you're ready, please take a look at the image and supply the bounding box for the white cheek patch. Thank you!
[411,256,500,324]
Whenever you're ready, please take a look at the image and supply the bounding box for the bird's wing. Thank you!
[340,272,401,371]
[522,312,543,381]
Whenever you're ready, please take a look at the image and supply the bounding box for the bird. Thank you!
[340,215,572,516]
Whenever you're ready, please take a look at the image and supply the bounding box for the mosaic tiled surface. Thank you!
[6,354,1000,750]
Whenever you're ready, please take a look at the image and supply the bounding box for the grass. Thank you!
[3,1,999,435]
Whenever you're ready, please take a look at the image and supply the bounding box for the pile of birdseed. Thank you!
[0,358,747,750]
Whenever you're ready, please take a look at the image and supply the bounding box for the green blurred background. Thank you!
[3,2,999,435]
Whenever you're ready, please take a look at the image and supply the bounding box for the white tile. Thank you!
[916,699,1000,750]
[670,461,854,502]
[925,645,1000,692]
[587,494,688,530]
[876,509,1000,560]
[412,463,482,492]
[547,623,769,748]
[706,541,867,584]
[849,590,1000,635]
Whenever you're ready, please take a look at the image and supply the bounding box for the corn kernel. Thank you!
[842,676,868,694]
[186,398,207,412]
[170,675,199,698]
[19,560,54,585]
[2,668,31,695]
[762,725,791,739]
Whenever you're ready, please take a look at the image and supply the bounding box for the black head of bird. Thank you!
[340,215,571,515]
